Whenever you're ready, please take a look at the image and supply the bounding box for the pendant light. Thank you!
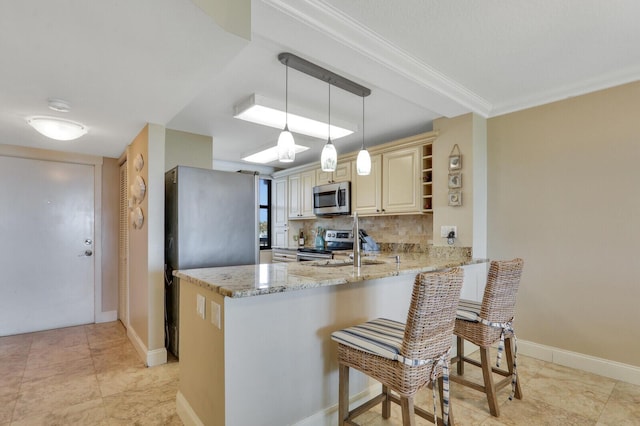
[277,63,295,162]
[356,96,371,175]
[321,82,337,172]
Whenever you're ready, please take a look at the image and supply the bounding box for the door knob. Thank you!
[79,250,93,257]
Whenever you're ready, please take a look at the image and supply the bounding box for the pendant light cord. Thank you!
[285,64,289,128]
[327,82,331,142]
[361,96,365,150]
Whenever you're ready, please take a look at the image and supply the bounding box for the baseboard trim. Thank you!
[95,310,117,323]
[176,390,205,426]
[293,383,380,426]
[518,339,640,386]
[126,326,167,367]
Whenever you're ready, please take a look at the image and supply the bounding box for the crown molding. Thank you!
[261,0,492,118]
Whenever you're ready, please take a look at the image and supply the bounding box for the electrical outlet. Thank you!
[211,301,221,329]
[196,294,205,320]
[440,225,457,238]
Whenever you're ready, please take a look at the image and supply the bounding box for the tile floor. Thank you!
[0,321,638,425]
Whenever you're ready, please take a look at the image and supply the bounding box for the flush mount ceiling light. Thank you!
[27,98,88,141]
[27,116,88,141]
[242,144,309,164]
[234,94,355,140]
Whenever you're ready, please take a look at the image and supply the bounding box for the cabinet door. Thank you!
[300,170,316,218]
[352,154,382,215]
[272,178,289,246]
[332,162,352,183]
[382,147,421,213]
[288,174,301,218]
[315,169,332,185]
[272,178,288,227]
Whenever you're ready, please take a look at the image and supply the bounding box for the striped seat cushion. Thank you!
[331,318,406,362]
[456,299,481,322]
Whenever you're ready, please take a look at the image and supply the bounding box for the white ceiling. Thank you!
[2,0,640,170]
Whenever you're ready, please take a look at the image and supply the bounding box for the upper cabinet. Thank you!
[316,162,351,185]
[382,146,421,214]
[352,147,421,215]
[351,154,382,215]
[288,170,315,219]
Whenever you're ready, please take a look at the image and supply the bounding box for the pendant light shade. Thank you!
[321,83,337,172]
[356,149,371,175]
[277,125,295,162]
[321,141,337,172]
[277,63,295,162]
[356,96,371,175]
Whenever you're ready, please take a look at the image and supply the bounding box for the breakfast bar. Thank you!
[174,251,483,426]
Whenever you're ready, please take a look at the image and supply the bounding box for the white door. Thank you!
[0,155,95,335]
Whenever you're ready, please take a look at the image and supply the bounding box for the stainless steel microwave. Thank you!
[313,182,351,216]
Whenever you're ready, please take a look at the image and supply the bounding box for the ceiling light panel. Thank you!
[234,94,356,140]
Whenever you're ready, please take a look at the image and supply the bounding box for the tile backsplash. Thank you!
[293,214,434,250]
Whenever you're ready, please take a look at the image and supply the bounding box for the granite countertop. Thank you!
[174,251,486,298]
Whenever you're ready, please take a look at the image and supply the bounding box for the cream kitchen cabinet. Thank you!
[352,146,421,215]
[315,162,352,185]
[272,178,288,247]
[382,146,421,213]
[351,154,382,215]
[288,170,315,219]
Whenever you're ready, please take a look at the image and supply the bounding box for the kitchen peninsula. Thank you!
[174,251,483,426]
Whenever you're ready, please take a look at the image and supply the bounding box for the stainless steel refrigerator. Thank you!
[165,166,259,356]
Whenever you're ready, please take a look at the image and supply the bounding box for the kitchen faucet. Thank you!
[353,211,361,268]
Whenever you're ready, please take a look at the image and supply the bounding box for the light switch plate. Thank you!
[440,225,457,238]
[196,294,205,320]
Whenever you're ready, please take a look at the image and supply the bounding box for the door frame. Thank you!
[0,144,105,323]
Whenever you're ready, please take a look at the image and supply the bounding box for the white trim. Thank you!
[126,325,167,367]
[293,383,380,426]
[146,347,167,367]
[176,390,205,426]
[261,0,491,117]
[518,340,640,386]
[95,310,117,323]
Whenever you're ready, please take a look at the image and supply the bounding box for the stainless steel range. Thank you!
[296,248,334,261]
[296,229,354,261]
[324,229,354,251]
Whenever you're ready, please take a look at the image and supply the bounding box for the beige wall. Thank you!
[127,124,166,359]
[487,81,640,367]
[433,114,475,248]
[101,157,119,311]
[128,127,150,346]
[190,0,251,41]
[165,128,213,171]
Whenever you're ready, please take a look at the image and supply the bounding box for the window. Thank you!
[259,178,271,249]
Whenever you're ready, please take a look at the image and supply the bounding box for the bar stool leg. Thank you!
[456,336,464,375]
[480,347,500,417]
[400,396,416,426]
[382,385,391,418]
[338,363,349,425]
[505,337,522,400]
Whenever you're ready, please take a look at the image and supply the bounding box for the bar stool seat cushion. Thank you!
[331,318,408,364]
[456,299,482,322]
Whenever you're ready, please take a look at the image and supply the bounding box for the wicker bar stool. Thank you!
[331,268,464,426]
[451,258,524,417]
